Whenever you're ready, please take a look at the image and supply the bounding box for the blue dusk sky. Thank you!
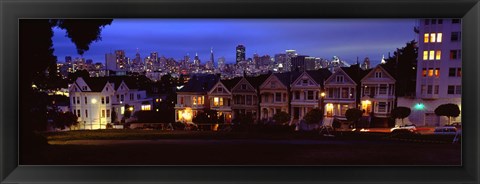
[52,19,417,66]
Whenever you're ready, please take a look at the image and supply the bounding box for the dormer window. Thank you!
[336,76,344,83]
[271,81,276,88]
[82,86,87,91]
[241,84,247,90]
[302,79,308,85]
[217,87,223,92]
[106,87,108,92]
[375,72,382,78]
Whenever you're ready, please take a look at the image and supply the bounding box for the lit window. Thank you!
[422,68,427,77]
[429,50,435,60]
[423,33,429,43]
[141,105,151,111]
[121,107,125,115]
[430,33,436,43]
[213,97,219,106]
[423,51,428,60]
[437,33,442,42]
[435,68,440,77]
[428,68,434,76]
[435,51,441,60]
[457,68,462,77]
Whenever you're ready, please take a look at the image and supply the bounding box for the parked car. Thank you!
[390,124,417,133]
[434,127,458,135]
[445,123,462,129]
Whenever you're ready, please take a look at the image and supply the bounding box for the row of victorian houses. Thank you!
[65,63,396,130]
[174,63,397,128]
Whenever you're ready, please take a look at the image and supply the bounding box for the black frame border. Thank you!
[1,0,479,183]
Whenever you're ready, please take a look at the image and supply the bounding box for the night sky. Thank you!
[52,19,417,66]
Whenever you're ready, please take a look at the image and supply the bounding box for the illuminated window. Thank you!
[434,68,440,77]
[430,33,436,43]
[141,105,151,111]
[429,50,435,60]
[428,68,434,76]
[199,96,203,105]
[121,107,125,115]
[220,98,224,106]
[435,50,441,60]
[457,68,462,77]
[437,33,442,42]
[213,97,219,106]
[422,68,427,77]
[423,51,428,60]
[423,33,429,43]
[193,96,197,105]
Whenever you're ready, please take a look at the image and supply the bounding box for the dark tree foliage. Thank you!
[193,109,219,124]
[303,108,323,124]
[53,111,79,130]
[391,106,411,125]
[435,103,461,125]
[20,19,112,160]
[124,104,132,119]
[55,19,113,55]
[232,113,254,125]
[272,111,290,125]
[345,108,363,129]
[384,40,418,97]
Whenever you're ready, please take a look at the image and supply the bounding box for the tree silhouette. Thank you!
[345,108,363,129]
[303,108,323,125]
[20,19,112,156]
[384,40,418,97]
[435,103,460,125]
[391,106,411,125]
[273,111,290,125]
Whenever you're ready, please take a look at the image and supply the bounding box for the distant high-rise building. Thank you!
[150,52,158,63]
[291,55,307,72]
[236,45,246,63]
[285,49,297,71]
[86,59,93,65]
[194,52,201,66]
[304,56,316,71]
[105,52,116,74]
[115,50,127,70]
[134,49,141,65]
[218,57,226,71]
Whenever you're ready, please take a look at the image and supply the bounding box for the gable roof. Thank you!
[274,71,302,88]
[178,74,220,93]
[245,73,270,88]
[340,65,371,84]
[221,77,242,91]
[361,64,396,82]
[378,64,397,80]
[305,68,332,87]
[77,76,141,92]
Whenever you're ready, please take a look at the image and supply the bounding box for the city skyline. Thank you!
[52,19,416,66]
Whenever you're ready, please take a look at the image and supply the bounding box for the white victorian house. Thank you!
[360,65,396,126]
[69,77,152,130]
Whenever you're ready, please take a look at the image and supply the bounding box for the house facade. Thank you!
[360,65,396,127]
[323,68,359,119]
[69,77,152,130]
[290,70,329,123]
[259,73,295,121]
[174,74,219,124]
[207,79,239,124]
[231,77,259,121]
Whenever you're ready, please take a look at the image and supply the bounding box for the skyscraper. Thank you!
[236,44,246,63]
[115,50,126,70]
[290,55,307,72]
[150,52,158,63]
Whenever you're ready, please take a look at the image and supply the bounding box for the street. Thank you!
[23,138,461,165]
